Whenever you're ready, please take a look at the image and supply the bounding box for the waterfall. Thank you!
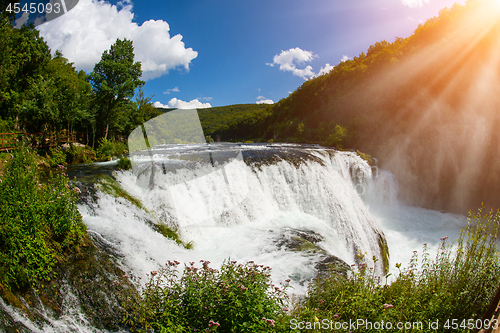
[81,144,388,293]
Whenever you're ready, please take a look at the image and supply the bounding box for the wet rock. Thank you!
[274,228,351,282]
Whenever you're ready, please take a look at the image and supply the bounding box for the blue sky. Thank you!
[36,0,465,108]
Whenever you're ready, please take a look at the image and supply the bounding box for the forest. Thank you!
[0,3,159,151]
[214,0,500,214]
[155,103,271,143]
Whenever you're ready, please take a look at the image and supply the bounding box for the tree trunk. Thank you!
[104,98,113,140]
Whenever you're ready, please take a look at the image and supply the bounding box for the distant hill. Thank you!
[156,104,272,142]
[210,0,500,214]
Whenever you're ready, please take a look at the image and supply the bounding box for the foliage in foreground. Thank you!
[298,208,500,332]
[0,145,87,290]
[96,138,128,161]
[120,260,291,332]
[119,208,500,333]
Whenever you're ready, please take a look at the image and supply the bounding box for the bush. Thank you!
[66,144,96,164]
[0,146,87,290]
[298,208,500,332]
[46,147,67,166]
[120,260,292,332]
[116,156,132,170]
[97,138,128,161]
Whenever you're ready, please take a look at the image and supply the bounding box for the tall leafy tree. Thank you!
[89,38,144,140]
[0,19,51,127]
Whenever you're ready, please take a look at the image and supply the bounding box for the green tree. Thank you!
[0,21,51,127]
[89,38,144,140]
[326,124,348,148]
[48,51,93,138]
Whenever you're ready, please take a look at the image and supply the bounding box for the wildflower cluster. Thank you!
[120,259,292,332]
[296,207,500,332]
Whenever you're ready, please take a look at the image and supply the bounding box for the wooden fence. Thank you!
[0,131,85,151]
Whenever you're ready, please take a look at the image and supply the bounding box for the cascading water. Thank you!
[81,144,388,293]
[1,143,468,331]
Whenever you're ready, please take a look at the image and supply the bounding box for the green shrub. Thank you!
[0,118,15,133]
[97,138,128,161]
[120,260,291,332]
[0,146,87,290]
[46,147,67,166]
[66,144,96,164]
[116,156,132,170]
[298,208,500,332]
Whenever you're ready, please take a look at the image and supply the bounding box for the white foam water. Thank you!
[81,147,386,295]
[366,169,467,278]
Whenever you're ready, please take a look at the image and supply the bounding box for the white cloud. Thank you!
[163,87,180,94]
[267,47,317,80]
[256,99,274,104]
[317,63,333,76]
[401,0,429,8]
[340,55,352,62]
[154,98,212,109]
[153,101,170,108]
[196,97,213,101]
[37,0,198,81]
[256,96,274,104]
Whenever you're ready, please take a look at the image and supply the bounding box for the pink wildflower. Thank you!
[383,304,393,309]
[440,236,449,241]
[265,319,275,327]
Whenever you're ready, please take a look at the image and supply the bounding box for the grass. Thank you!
[95,174,193,249]
[96,174,145,211]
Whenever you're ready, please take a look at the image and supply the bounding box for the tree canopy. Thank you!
[89,38,144,140]
[0,20,154,146]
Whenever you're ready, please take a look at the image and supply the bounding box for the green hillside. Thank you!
[214,0,500,213]
[157,104,272,142]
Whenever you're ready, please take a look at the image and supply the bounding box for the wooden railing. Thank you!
[0,131,85,151]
